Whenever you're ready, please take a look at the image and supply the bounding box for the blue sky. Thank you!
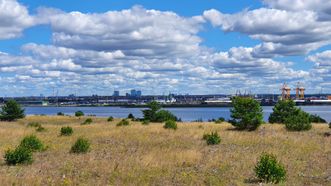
[0,0,331,96]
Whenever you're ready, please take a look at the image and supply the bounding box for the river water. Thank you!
[24,106,331,122]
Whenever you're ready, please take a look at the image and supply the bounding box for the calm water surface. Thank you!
[24,106,331,122]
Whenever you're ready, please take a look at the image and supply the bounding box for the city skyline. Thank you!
[1,0,331,96]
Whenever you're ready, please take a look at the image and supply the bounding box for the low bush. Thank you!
[309,114,327,123]
[142,120,150,125]
[285,110,312,131]
[127,113,135,120]
[203,131,221,145]
[116,119,130,126]
[163,120,177,130]
[215,117,225,124]
[193,118,203,122]
[75,111,84,117]
[36,126,46,132]
[255,153,286,184]
[4,146,33,165]
[155,110,178,122]
[60,126,73,136]
[329,122,331,129]
[57,112,65,116]
[19,135,44,152]
[70,137,90,154]
[81,118,93,125]
[27,122,41,128]
[107,116,114,122]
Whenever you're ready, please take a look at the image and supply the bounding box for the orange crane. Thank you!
[281,83,291,100]
[295,82,305,100]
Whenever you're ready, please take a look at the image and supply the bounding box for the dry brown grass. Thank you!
[0,116,330,185]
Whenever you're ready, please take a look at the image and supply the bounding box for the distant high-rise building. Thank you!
[130,89,137,97]
[136,90,142,97]
[125,93,130,97]
[113,91,120,97]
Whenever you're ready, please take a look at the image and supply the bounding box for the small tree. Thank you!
[0,100,25,121]
[75,111,84,117]
[57,112,65,116]
[215,117,225,124]
[142,101,161,121]
[107,116,114,122]
[285,110,312,131]
[255,153,286,183]
[203,131,221,145]
[142,101,177,122]
[127,113,135,120]
[269,100,299,124]
[229,97,263,131]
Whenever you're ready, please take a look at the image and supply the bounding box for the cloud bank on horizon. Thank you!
[0,0,330,96]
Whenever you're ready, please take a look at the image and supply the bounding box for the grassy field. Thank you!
[0,116,330,185]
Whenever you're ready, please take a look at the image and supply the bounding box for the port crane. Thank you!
[295,82,305,100]
[280,83,291,100]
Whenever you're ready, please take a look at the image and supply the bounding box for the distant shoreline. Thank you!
[18,103,331,108]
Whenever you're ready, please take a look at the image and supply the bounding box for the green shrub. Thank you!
[269,100,299,124]
[60,126,73,136]
[285,110,312,131]
[163,120,177,130]
[27,122,42,128]
[229,97,263,131]
[70,137,90,153]
[127,113,135,120]
[142,120,150,125]
[142,101,161,121]
[57,112,65,116]
[0,100,25,121]
[215,117,225,124]
[309,114,327,123]
[155,110,178,122]
[4,146,33,165]
[19,135,44,152]
[116,119,130,126]
[36,126,46,132]
[75,111,84,117]
[107,116,114,122]
[193,118,203,122]
[255,153,286,184]
[142,101,178,122]
[203,131,221,145]
[81,118,92,125]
